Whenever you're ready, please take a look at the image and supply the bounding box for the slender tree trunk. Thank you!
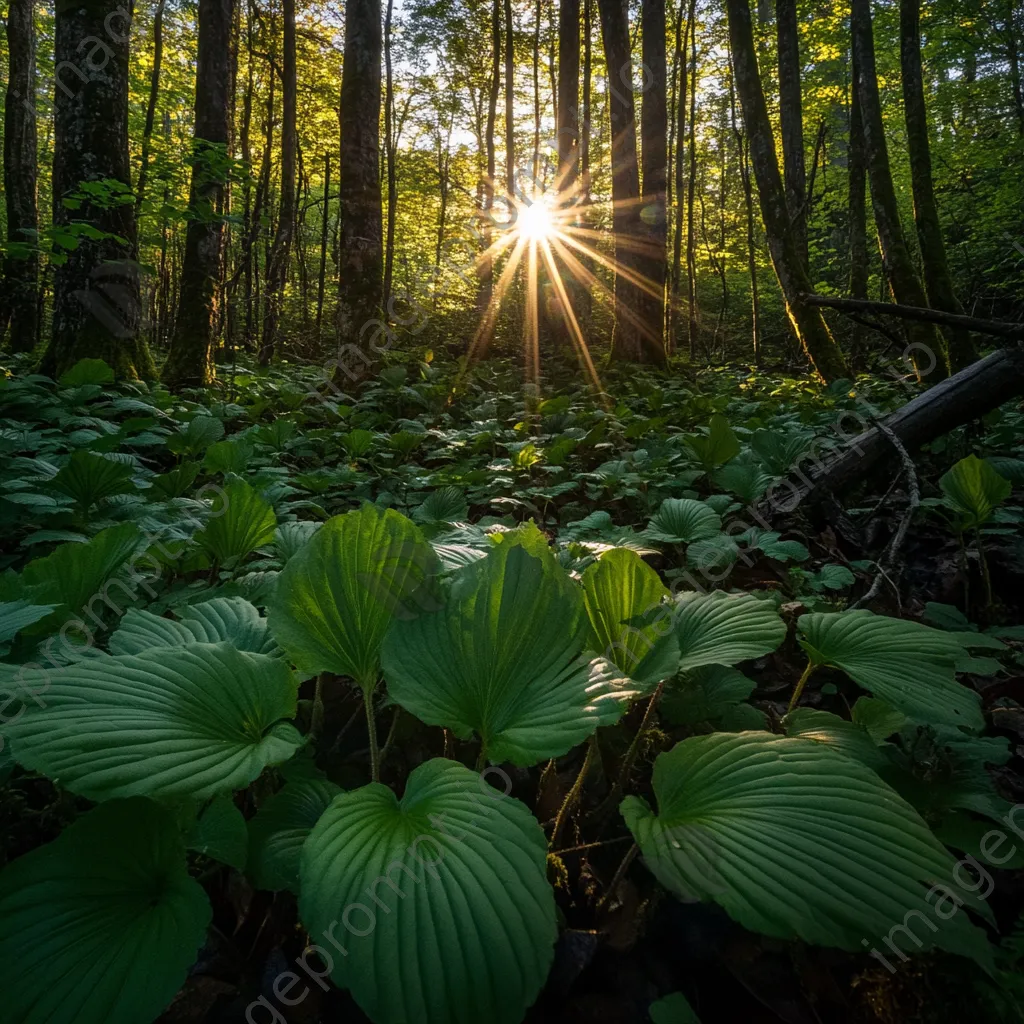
[316,153,331,339]
[134,0,165,229]
[478,0,501,312]
[641,0,668,355]
[2,0,39,351]
[851,0,947,381]
[848,42,869,371]
[163,0,235,388]
[260,0,297,364]
[335,0,383,362]
[383,0,397,311]
[557,0,580,193]
[40,0,155,379]
[899,0,976,370]
[582,0,593,197]
[730,61,760,363]
[725,0,848,382]
[775,0,806,266]
[505,0,516,194]
[685,11,699,358]
[671,0,693,349]
[534,0,543,184]
[597,0,660,363]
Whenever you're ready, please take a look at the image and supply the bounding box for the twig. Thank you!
[549,736,597,849]
[550,836,633,857]
[850,418,920,610]
[596,843,639,912]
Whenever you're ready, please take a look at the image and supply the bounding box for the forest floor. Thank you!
[2,350,1024,1023]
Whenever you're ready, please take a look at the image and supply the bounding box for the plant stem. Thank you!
[787,661,817,712]
[975,529,993,610]
[474,747,487,772]
[378,706,402,771]
[596,842,638,911]
[364,686,380,782]
[310,673,325,742]
[550,736,596,849]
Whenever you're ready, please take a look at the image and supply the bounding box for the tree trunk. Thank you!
[383,0,397,310]
[534,0,543,184]
[316,153,331,339]
[899,0,976,371]
[581,0,593,197]
[850,0,947,382]
[685,10,699,358]
[40,0,155,380]
[730,62,760,363]
[260,0,297,365]
[335,0,383,359]
[775,0,806,266]
[670,0,694,349]
[725,0,848,382]
[134,0,165,226]
[557,0,580,189]
[163,0,234,389]
[505,0,516,194]
[598,0,660,363]
[847,41,869,371]
[478,0,501,312]
[640,0,668,357]
[2,0,39,352]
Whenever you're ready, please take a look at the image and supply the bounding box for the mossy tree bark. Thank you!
[851,0,947,382]
[40,0,155,380]
[2,0,39,353]
[899,0,977,371]
[726,0,848,382]
[162,0,234,389]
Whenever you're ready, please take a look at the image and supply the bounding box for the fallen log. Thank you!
[780,347,1024,511]
[801,293,1024,342]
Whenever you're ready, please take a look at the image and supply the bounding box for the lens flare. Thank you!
[516,200,554,241]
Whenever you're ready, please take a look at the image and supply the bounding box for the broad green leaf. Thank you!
[149,462,200,499]
[750,428,811,475]
[204,437,255,475]
[797,611,983,730]
[0,600,56,645]
[7,643,302,801]
[753,531,810,563]
[299,758,557,1024]
[196,479,277,566]
[621,733,993,966]
[21,522,142,629]
[674,591,786,672]
[413,486,469,525]
[783,708,892,772]
[815,564,855,590]
[187,794,248,870]
[643,498,721,545]
[167,414,225,455]
[274,520,322,562]
[581,548,679,690]
[382,542,635,765]
[0,798,211,1024]
[109,597,279,655]
[662,665,764,731]
[57,357,115,387]
[49,450,135,509]
[269,505,440,691]
[685,415,740,472]
[686,533,740,572]
[650,992,702,1024]
[343,428,376,457]
[939,454,1012,529]
[851,696,907,742]
[248,776,341,892]
[713,455,773,503]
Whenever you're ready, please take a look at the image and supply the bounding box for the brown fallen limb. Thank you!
[801,293,1024,341]
[775,347,1024,512]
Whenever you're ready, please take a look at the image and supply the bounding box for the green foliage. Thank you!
[939,454,1013,531]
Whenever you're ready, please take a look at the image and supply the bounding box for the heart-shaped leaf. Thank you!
[382,540,635,765]
[167,414,225,455]
[939,454,1011,529]
[196,479,277,567]
[797,611,983,729]
[413,486,469,525]
[0,798,211,1024]
[674,591,786,672]
[581,548,679,690]
[269,505,440,692]
[299,758,557,1024]
[7,643,302,800]
[621,732,992,965]
[643,498,722,545]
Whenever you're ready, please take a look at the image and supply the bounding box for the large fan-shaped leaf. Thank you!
[7,642,302,800]
[196,479,277,566]
[0,798,211,1024]
[248,776,341,892]
[167,414,225,455]
[413,486,469,525]
[0,600,56,645]
[797,610,983,729]
[109,597,280,656]
[621,732,992,965]
[674,591,786,671]
[382,542,635,765]
[299,758,557,1024]
[269,505,440,691]
[643,498,721,545]
[48,450,135,509]
[939,454,1011,529]
[581,548,679,689]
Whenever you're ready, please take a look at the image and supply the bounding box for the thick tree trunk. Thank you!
[899,0,977,371]
[670,0,694,350]
[597,0,660,363]
[260,0,297,365]
[725,0,848,382]
[134,0,165,226]
[163,0,235,389]
[851,0,947,382]
[775,0,807,267]
[478,0,501,312]
[557,0,579,192]
[730,63,760,363]
[335,0,383,362]
[2,0,39,352]
[847,43,869,371]
[640,0,668,360]
[40,0,155,380]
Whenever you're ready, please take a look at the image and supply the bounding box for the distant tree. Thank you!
[775,0,806,266]
[641,0,668,356]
